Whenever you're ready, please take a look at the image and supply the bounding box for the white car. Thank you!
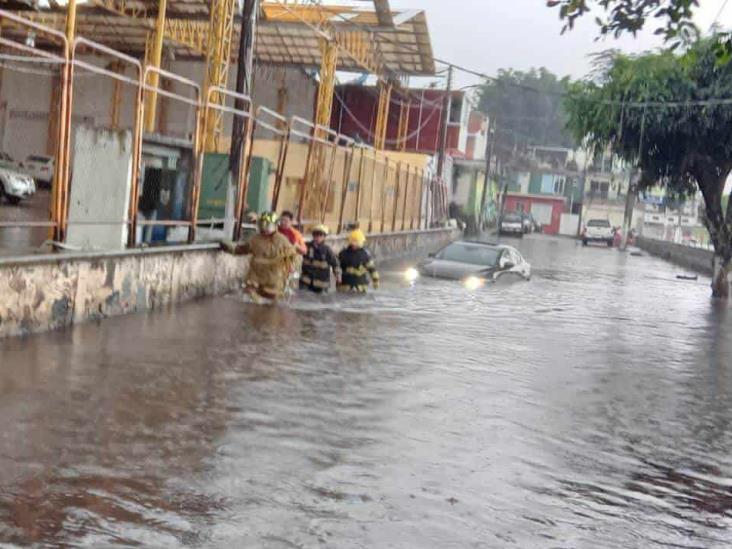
[582,219,614,247]
[0,167,36,204]
[20,155,54,187]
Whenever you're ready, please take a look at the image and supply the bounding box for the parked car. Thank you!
[417,241,531,287]
[20,155,54,187]
[0,167,36,204]
[582,218,614,247]
[500,213,524,237]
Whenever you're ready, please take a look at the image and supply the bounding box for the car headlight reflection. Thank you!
[403,267,419,283]
[463,276,484,291]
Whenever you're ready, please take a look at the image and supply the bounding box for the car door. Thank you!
[498,249,525,282]
[494,250,518,282]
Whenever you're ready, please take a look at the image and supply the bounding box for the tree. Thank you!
[547,0,699,43]
[565,40,732,297]
[478,68,574,156]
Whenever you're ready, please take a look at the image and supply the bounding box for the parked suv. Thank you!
[20,155,54,187]
[582,219,614,247]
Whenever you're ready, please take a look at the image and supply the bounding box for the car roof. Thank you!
[455,240,516,251]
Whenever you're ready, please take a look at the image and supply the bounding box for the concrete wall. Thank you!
[636,236,713,275]
[0,228,459,339]
[66,126,134,250]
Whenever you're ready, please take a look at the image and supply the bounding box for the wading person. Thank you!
[338,229,380,293]
[278,210,307,255]
[221,211,297,301]
[300,225,341,293]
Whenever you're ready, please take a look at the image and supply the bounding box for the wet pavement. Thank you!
[0,190,51,256]
[1,235,731,547]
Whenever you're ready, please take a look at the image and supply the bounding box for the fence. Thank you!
[0,9,446,256]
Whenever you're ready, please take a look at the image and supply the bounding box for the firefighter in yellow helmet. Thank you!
[338,229,380,293]
[221,211,298,300]
[300,224,341,293]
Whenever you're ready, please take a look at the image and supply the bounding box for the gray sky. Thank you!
[390,0,730,87]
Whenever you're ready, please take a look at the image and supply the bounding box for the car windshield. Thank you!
[503,214,522,223]
[588,219,611,227]
[437,243,500,266]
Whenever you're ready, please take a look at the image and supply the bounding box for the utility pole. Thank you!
[229,0,259,240]
[478,115,496,236]
[436,64,453,180]
[496,170,509,243]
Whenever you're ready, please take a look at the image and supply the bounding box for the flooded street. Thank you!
[1,235,732,547]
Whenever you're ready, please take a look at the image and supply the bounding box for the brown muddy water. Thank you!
[1,235,731,548]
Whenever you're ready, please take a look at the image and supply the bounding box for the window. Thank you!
[438,243,500,266]
[449,96,463,124]
[553,177,566,195]
[27,155,51,163]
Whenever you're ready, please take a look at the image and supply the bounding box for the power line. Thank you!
[711,0,731,31]
[333,88,442,145]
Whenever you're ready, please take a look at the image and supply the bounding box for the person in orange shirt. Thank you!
[278,211,307,255]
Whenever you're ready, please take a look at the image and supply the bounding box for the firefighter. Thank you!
[300,224,341,293]
[221,211,297,300]
[338,229,380,293]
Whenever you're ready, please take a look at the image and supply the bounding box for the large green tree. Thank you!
[565,40,732,297]
[478,68,574,154]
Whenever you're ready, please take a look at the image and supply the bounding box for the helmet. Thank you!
[312,224,329,236]
[348,229,366,247]
[258,211,278,234]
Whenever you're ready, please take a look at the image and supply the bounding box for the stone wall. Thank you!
[0,228,459,338]
[636,236,713,275]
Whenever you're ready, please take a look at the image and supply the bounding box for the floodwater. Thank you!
[1,235,732,548]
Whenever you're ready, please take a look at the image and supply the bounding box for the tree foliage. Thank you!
[547,0,699,44]
[477,68,574,154]
[565,39,732,295]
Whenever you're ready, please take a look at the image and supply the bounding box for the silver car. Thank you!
[500,213,524,237]
[418,241,531,286]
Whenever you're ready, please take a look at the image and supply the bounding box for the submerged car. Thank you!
[500,213,524,237]
[417,241,531,286]
[0,167,36,204]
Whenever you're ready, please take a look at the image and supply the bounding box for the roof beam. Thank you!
[372,0,393,28]
[85,0,208,53]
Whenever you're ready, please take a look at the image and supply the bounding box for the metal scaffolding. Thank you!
[203,0,237,151]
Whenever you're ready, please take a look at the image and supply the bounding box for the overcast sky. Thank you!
[389,0,731,88]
